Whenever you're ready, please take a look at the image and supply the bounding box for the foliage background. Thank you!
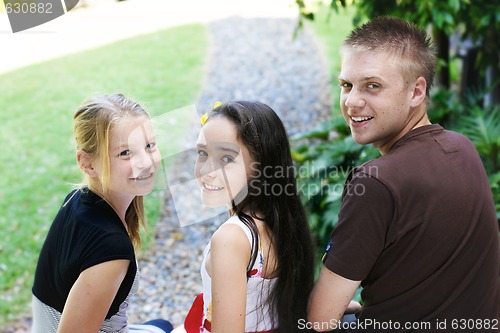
[1,0,499,327]
[295,0,500,268]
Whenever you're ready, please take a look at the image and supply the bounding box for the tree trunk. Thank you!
[460,47,481,102]
[485,52,500,106]
[433,28,450,90]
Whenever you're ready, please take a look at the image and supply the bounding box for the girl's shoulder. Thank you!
[210,216,252,267]
[211,216,252,249]
[222,215,253,241]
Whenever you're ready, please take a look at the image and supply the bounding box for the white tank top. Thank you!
[200,215,278,332]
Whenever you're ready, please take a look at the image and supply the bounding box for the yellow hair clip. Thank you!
[200,112,209,126]
[201,102,222,126]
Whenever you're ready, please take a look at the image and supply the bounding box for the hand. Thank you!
[346,300,362,314]
[307,266,361,327]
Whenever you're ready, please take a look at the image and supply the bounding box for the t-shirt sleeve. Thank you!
[78,227,135,273]
[323,172,395,281]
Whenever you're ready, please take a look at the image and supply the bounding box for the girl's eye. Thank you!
[146,142,156,150]
[119,150,131,157]
[197,149,208,157]
[221,155,235,164]
[367,83,380,89]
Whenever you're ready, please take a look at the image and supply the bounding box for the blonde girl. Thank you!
[31,94,172,333]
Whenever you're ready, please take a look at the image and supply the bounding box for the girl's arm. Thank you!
[57,259,130,333]
[210,223,251,333]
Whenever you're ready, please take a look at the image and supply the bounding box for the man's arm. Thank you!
[307,266,361,332]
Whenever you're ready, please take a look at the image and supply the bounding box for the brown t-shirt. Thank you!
[323,125,499,331]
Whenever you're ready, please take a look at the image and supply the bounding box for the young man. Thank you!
[307,16,499,332]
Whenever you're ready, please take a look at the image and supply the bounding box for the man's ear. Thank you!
[76,150,98,177]
[410,76,427,107]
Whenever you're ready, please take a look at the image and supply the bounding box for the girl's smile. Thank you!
[93,115,161,197]
[130,172,155,181]
[201,182,225,191]
[194,116,254,207]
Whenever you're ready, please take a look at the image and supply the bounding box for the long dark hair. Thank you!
[206,101,315,332]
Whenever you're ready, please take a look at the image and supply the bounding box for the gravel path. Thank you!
[127,16,332,328]
[2,15,331,333]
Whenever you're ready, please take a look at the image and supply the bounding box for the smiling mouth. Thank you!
[203,183,224,191]
[350,116,374,123]
[131,173,154,181]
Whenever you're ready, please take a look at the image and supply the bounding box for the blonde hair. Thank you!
[73,93,149,247]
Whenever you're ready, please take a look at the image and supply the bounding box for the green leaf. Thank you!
[443,12,454,25]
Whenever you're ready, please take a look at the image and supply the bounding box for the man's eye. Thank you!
[340,82,352,89]
[197,150,208,157]
[146,142,156,150]
[367,83,380,89]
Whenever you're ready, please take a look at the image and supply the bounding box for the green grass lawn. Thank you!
[0,23,208,326]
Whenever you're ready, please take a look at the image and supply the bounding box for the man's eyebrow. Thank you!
[338,76,381,82]
[362,76,381,81]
